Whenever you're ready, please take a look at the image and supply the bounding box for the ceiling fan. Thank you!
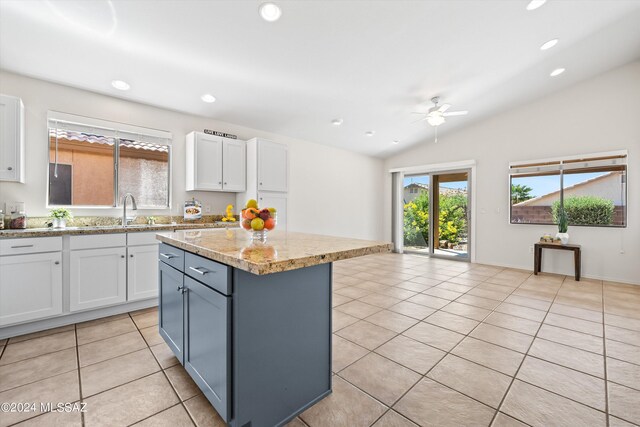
[412,96,468,142]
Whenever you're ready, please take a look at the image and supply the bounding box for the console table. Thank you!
[534,242,581,281]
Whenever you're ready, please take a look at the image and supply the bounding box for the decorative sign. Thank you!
[204,129,237,139]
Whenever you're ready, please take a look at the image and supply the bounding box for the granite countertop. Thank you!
[157,229,393,275]
[0,222,239,238]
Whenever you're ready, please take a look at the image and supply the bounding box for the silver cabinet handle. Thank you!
[54,261,60,265]
[224,182,227,185]
[130,254,134,258]
[11,244,34,249]
[259,182,263,185]
[120,255,125,258]
[7,166,13,171]
[218,181,222,184]
[177,285,184,292]
[159,253,176,259]
[189,266,212,275]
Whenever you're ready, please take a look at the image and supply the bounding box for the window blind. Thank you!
[47,111,172,146]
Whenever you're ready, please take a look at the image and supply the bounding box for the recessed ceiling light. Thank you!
[259,2,282,22]
[201,93,216,103]
[365,131,375,137]
[331,119,343,126]
[392,140,400,145]
[540,38,558,50]
[111,80,130,91]
[550,68,565,77]
[526,0,546,11]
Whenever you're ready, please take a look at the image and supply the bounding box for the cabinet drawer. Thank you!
[70,233,126,250]
[159,243,184,272]
[128,231,162,246]
[0,236,62,256]
[185,252,231,296]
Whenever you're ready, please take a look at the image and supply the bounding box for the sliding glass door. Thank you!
[402,170,471,260]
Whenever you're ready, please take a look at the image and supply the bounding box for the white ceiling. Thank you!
[1,0,640,157]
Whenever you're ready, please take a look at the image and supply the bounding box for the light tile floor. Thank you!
[0,253,639,426]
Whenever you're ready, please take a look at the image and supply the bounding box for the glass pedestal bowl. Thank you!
[240,209,277,243]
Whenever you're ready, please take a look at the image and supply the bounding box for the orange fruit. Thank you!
[264,218,275,230]
[241,219,252,230]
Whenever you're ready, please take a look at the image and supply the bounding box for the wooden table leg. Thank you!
[574,248,581,281]
[534,246,541,275]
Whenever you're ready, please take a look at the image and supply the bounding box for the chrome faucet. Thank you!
[122,193,138,226]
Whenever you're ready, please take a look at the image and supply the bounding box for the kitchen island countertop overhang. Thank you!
[156,228,393,275]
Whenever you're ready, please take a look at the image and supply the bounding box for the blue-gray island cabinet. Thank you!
[156,229,392,427]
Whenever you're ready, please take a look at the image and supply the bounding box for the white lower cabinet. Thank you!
[0,252,63,326]
[70,247,127,312]
[127,244,159,301]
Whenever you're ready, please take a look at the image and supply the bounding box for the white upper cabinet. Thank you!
[186,132,245,192]
[222,138,246,191]
[186,132,223,191]
[0,94,25,183]
[257,139,288,192]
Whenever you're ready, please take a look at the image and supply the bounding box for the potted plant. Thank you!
[147,216,156,225]
[49,208,73,229]
[556,205,569,245]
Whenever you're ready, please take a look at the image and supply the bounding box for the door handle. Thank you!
[159,253,176,259]
[11,244,34,249]
[189,266,212,275]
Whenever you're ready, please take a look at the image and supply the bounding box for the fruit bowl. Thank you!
[240,199,277,243]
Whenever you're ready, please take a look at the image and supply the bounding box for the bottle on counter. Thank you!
[0,208,4,229]
[9,209,27,229]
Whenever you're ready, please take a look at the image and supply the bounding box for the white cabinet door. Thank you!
[258,192,287,229]
[70,247,127,312]
[127,244,159,301]
[186,133,223,191]
[258,140,288,192]
[222,138,246,192]
[0,95,24,182]
[0,252,62,326]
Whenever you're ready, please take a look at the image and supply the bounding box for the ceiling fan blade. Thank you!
[438,104,451,112]
[443,110,468,117]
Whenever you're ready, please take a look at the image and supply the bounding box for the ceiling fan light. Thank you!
[526,0,546,11]
[426,112,445,127]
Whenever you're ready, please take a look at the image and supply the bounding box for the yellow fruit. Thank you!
[246,199,258,209]
[268,207,276,214]
[251,217,265,231]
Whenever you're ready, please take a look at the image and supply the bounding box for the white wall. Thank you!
[0,71,384,240]
[384,61,640,284]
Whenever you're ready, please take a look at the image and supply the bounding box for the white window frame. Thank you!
[46,111,173,210]
[509,150,628,228]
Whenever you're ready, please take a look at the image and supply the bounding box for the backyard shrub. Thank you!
[403,192,429,246]
[552,196,614,226]
[403,192,468,246]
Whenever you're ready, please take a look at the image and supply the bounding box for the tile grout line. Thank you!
[488,276,576,426]
[128,311,200,427]
[602,284,610,427]
[74,323,86,427]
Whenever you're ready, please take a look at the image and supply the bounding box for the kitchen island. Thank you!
[156,229,392,427]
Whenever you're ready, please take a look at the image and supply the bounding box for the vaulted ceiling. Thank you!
[1,0,639,157]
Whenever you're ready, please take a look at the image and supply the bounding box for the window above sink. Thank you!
[47,112,172,209]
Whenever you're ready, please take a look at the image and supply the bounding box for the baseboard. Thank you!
[0,298,158,340]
